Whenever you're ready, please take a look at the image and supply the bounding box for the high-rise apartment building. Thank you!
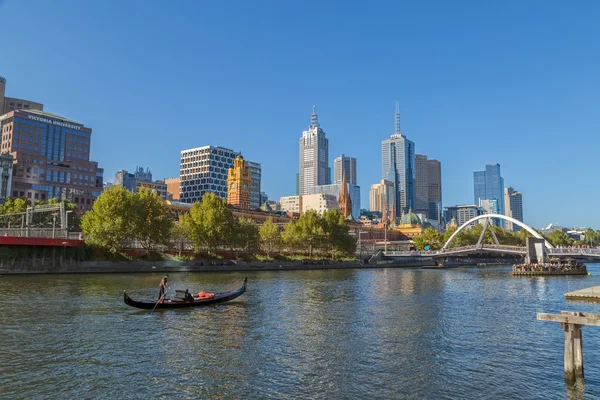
[504,187,523,232]
[227,156,251,209]
[0,109,103,211]
[0,76,44,115]
[369,179,394,214]
[299,106,330,195]
[179,145,260,205]
[381,102,415,217]
[333,154,357,185]
[114,167,168,199]
[246,160,261,209]
[474,163,505,227]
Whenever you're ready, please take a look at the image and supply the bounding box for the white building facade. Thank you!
[299,106,330,195]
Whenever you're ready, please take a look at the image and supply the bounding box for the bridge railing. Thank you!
[548,248,600,255]
[0,227,73,239]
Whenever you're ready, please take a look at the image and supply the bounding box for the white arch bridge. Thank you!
[383,214,600,259]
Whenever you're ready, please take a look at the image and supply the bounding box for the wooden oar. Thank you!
[150,292,167,314]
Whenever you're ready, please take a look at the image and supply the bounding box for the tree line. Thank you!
[81,186,356,259]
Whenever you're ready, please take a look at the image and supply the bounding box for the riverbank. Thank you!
[0,258,433,275]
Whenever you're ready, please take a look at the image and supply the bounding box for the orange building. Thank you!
[165,177,180,200]
[227,156,251,209]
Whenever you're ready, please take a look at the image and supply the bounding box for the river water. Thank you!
[2,264,600,399]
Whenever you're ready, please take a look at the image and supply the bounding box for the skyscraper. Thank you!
[415,154,429,214]
[427,158,442,224]
[381,101,415,217]
[299,106,330,195]
[333,154,357,185]
[473,163,505,227]
[415,154,443,225]
[504,187,523,232]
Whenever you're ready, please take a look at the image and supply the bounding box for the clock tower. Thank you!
[227,155,252,209]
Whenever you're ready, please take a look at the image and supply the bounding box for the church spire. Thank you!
[338,170,352,218]
[394,100,401,134]
[310,105,320,128]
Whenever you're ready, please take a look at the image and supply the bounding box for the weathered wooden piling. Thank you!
[537,311,600,381]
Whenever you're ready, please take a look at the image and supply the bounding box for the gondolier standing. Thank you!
[158,275,170,303]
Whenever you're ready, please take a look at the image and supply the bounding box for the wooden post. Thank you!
[573,325,584,378]
[562,323,575,381]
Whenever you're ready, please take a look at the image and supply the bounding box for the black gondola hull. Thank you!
[124,277,247,310]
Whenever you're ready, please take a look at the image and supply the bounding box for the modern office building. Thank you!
[0,109,103,211]
[165,177,180,200]
[279,195,301,214]
[479,198,501,215]
[0,76,44,115]
[246,160,261,209]
[369,179,394,214]
[444,205,484,227]
[309,183,361,219]
[504,187,523,232]
[333,154,357,185]
[299,106,330,195]
[0,153,13,202]
[473,163,504,226]
[179,145,260,205]
[381,101,415,217]
[227,156,252,209]
[415,154,429,214]
[114,167,168,199]
[415,154,442,225]
[301,193,338,215]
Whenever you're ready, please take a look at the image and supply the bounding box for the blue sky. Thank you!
[0,1,599,228]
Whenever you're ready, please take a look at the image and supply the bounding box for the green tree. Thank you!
[81,186,134,253]
[130,188,173,257]
[321,209,356,258]
[413,227,443,250]
[259,217,281,258]
[295,210,324,258]
[584,230,600,247]
[546,230,573,248]
[282,220,301,255]
[171,220,188,257]
[181,193,235,255]
[235,217,260,253]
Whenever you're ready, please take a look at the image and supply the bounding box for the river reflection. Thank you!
[2,266,600,398]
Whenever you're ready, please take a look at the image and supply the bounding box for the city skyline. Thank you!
[1,1,599,228]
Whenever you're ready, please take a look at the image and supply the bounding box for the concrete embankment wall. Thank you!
[0,257,438,275]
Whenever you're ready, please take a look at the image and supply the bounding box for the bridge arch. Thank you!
[442,213,553,250]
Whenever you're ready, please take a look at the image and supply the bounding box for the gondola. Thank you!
[123,277,247,310]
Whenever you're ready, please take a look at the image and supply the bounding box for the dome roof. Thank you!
[400,209,422,225]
